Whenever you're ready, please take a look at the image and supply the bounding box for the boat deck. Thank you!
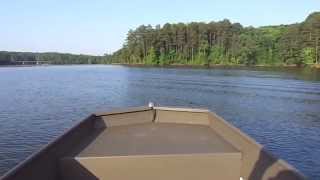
[77,122,239,157]
[0,106,305,180]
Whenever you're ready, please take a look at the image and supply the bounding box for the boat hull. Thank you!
[0,106,305,180]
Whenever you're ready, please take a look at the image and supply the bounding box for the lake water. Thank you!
[0,65,319,179]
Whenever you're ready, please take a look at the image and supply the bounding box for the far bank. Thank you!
[114,63,320,70]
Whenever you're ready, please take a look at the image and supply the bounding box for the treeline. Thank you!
[110,12,320,66]
[0,51,108,65]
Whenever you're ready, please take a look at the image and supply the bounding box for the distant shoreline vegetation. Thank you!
[114,62,320,69]
[1,12,319,69]
[109,12,320,68]
[0,51,109,65]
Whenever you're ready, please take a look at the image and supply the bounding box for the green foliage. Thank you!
[145,47,158,65]
[111,11,320,67]
[208,46,224,64]
[158,53,167,66]
[2,12,319,67]
[301,47,315,64]
[0,51,107,65]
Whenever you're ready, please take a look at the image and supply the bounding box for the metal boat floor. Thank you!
[76,122,239,157]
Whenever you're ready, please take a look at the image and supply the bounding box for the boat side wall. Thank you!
[98,109,154,127]
[208,112,306,180]
[94,106,152,116]
[154,107,210,125]
[0,115,97,180]
[0,106,154,180]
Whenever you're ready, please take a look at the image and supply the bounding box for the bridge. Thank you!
[13,60,51,65]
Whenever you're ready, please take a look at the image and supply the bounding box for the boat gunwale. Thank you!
[0,114,95,180]
[208,111,306,179]
[94,106,209,117]
[1,106,156,179]
[94,106,152,116]
[153,106,209,113]
[209,112,264,149]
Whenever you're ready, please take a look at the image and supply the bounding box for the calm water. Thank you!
[0,65,320,179]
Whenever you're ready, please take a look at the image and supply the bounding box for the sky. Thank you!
[0,0,319,55]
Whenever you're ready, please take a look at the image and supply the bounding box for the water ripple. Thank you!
[0,65,319,179]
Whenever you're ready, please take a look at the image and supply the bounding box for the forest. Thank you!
[0,51,108,65]
[1,12,319,67]
[110,12,320,67]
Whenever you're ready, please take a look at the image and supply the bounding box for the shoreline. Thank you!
[116,63,320,70]
[0,64,101,68]
[0,64,52,68]
[312,64,320,69]
[1,63,319,70]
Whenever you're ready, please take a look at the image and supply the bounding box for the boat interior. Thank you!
[0,106,305,180]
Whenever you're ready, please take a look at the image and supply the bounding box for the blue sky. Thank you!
[0,0,319,55]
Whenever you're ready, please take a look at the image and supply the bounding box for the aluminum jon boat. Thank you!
[0,106,305,180]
